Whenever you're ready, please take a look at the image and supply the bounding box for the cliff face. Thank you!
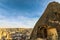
[30,2,60,40]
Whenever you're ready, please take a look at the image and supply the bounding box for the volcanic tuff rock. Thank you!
[30,2,60,40]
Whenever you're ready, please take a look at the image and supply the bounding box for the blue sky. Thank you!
[0,0,59,28]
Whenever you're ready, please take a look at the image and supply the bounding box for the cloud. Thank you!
[0,15,39,28]
[0,7,39,28]
[17,16,39,28]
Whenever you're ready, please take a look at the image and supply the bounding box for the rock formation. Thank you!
[30,2,60,40]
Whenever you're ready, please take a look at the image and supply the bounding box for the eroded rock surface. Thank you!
[30,2,60,40]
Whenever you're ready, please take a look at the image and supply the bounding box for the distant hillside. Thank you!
[20,28,33,34]
[0,28,33,39]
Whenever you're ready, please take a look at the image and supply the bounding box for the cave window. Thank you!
[37,26,47,38]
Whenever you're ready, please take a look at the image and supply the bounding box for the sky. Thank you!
[0,0,60,28]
